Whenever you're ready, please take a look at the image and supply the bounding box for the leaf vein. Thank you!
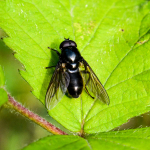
[85,97,149,125]
[107,68,150,91]
[81,1,118,53]
[5,10,49,59]
[89,137,138,149]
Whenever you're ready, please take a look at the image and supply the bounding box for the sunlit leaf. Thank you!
[0,66,8,106]
[0,0,150,134]
[0,65,5,87]
[22,128,150,150]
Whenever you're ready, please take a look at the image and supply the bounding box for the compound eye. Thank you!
[59,39,77,49]
[69,41,77,47]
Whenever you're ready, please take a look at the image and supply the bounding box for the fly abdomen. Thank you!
[67,69,83,98]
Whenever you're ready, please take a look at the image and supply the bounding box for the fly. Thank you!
[46,39,110,110]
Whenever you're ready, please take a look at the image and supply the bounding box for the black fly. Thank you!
[46,39,110,110]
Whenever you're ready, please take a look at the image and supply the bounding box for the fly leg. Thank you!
[46,47,60,69]
[45,66,56,69]
[81,70,90,86]
[81,70,94,99]
[85,86,94,99]
[81,58,91,86]
[48,47,60,56]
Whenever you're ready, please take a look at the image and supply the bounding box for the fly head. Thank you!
[59,38,77,50]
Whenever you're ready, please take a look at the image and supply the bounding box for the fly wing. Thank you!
[81,58,110,105]
[45,63,70,110]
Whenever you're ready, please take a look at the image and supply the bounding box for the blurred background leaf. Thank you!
[0,65,5,86]
[0,64,8,106]
[0,88,7,106]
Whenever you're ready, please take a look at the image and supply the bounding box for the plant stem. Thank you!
[7,94,67,135]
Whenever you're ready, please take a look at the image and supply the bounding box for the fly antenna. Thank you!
[64,37,69,41]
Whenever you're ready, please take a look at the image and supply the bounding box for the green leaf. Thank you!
[87,127,150,150]
[22,135,90,150]
[22,128,150,150]
[0,88,8,106]
[0,0,150,134]
[0,65,5,87]
[0,66,8,106]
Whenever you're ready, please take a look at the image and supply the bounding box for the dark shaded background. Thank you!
[0,29,150,150]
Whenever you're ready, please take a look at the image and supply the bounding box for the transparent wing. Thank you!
[45,63,70,110]
[81,58,110,105]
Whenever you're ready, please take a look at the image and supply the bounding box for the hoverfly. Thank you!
[46,39,109,110]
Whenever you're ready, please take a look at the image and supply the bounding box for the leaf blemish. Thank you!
[137,40,149,45]
[74,23,82,33]
[88,21,96,30]
[121,29,124,32]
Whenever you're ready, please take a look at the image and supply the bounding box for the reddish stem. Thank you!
[7,95,67,135]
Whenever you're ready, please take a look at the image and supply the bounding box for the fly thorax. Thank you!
[67,68,79,73]
[62,48,80,63]
[66,62,79,70]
